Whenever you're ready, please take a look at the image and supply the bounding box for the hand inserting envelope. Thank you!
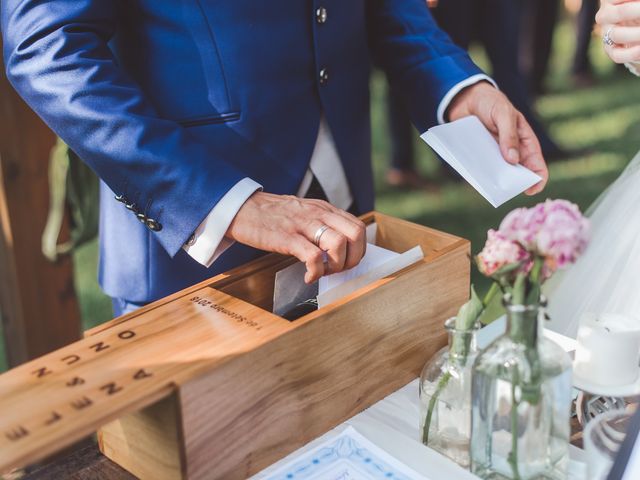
[421,115,542,208]
[273,223,424,319]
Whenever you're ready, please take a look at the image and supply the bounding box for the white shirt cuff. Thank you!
[436,74,497,124]
[183,177,262,268]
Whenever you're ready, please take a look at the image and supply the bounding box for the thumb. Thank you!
[494,107,521,165]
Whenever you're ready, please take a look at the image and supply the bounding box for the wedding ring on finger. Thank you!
[313,224,330,247]
[603,26,615,47]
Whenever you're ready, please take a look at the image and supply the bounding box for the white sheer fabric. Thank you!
[546,151,640,337]
[626,62,640,77]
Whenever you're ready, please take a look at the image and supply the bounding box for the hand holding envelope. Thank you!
[422,116,543,208]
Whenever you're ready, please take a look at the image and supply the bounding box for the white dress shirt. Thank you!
[184,74,494,268]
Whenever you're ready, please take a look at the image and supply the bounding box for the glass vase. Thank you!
[470,300,572,479]
[419,317,480,468]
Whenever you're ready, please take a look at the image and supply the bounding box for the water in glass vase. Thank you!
[470,303,572,479]
[419,317,480,468]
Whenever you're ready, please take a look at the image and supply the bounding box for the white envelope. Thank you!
[317,245,424,308]
[421,115,542,208]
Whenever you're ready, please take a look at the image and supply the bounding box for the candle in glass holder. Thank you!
[573,313,640,387]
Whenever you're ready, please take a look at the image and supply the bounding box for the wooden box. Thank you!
[0,212,469,479]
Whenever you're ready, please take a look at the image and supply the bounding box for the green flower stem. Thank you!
[483,281,501,308]
[526,257,544,306]
[423,371,452,445]
[423,284,497,446]
[512,272,526,305]
[505,297,542,479]
[507,375,522,480]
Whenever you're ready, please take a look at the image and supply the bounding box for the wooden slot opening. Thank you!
[210,212,462,319]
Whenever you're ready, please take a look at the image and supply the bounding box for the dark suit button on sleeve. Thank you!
[125,202,138,213]
[146,218,162,232]
[136,213,147,224]
[114,194,125,203]
[319,68,329,85]
[316,7,327,24]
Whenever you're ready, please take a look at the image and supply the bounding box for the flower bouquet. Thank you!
[470,199,590,479]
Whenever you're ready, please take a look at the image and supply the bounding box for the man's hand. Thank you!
[446,82,548,195]
[227,192,366,284]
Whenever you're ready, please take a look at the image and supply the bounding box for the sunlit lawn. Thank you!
[1,20,639,371]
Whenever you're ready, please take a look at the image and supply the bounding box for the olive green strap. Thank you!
[42,139,99,262]
[42,138,72,261]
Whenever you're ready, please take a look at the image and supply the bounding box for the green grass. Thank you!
[72,239,114,331]
[2,19,640,370]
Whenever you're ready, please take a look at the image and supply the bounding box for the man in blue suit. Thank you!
[2,1,547,316]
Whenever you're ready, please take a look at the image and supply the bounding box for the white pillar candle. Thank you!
[574,313,640,387]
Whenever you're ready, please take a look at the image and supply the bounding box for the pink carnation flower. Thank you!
[499,205,544,250]
[499,199,590,276]
[477,229,530,277]
[534,200,590,271]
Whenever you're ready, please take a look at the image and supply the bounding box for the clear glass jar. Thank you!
[470,301,572,479]
[419,317,480,468]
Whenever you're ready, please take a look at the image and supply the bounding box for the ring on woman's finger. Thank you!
[313,224,330,247]
[603,26,616,47]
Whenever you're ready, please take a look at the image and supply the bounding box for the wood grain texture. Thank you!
[0,212,470,479]
[0,43,81,366]
[0,286,291,473]
[180,240,469,479]
[98,393,183,480]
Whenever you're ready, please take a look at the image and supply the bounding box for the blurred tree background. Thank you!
[1,15,639,371]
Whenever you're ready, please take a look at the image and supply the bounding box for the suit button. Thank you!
[319,68,329,85]
[146,218,162,232]
[114,194,125,203]
[136,213,147,224]
[316,7,327,24]
[125,202,138,213]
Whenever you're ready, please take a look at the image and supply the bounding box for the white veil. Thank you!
[545,151,640,337]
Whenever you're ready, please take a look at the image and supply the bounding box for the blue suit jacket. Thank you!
[2,0,484,303]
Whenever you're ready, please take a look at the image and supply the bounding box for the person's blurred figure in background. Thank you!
[384,83,425,188]
[521,0,561,96]
[571,0,599,87]
[384,0,439,188]
[432,0,567,158]
[384,0,567,189]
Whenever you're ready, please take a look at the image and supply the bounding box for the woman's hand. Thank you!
[597,0,640,64]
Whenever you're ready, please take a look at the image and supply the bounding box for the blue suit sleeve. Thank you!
[367,0,486,132]
[1,0,248,258]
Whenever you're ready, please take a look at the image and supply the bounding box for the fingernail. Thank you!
[508,148,520,162]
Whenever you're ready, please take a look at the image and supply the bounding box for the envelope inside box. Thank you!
[272,223,424,319]
[209,212,459,320]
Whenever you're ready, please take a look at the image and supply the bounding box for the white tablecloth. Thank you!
[253,318,588,479]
